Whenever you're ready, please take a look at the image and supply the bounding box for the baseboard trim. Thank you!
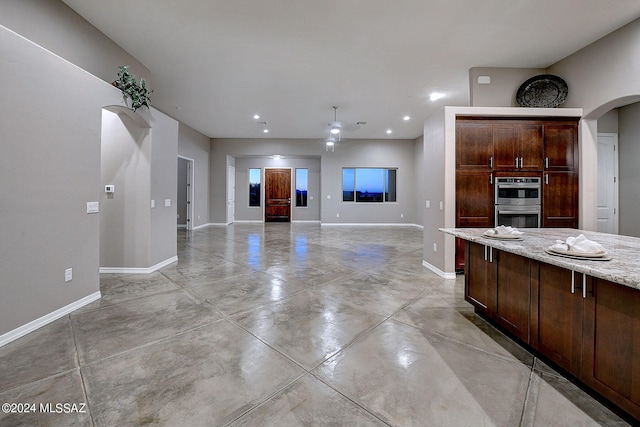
[192,223,211,230]
[232,220,264,224]
[291,220,321,223]
[0,291,102,348]
[321,223,422,228]
[422,260,456,279]
[100,256,178,275]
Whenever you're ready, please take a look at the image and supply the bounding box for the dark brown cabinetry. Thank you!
[544,123,579,171]
[455,117,579,270]
[463,245,640,421]
[583,278,640,420]
[542,172,578,228]
[456,121,493,171]
[493,122,543,171]
[531,263,583,376]
[464,242,495,317]
[494,250,531,343]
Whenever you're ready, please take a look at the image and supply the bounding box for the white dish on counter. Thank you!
[482,232,523,240]
[544,248,612,261]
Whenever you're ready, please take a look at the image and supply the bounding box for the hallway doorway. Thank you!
[177,156,194,231]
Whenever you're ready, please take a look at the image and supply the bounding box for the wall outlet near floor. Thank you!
[439,201,444,210]
[64,268,72,282]
[433,243,437,252]
[426,200,430,208]
[336,213,340,218]
[400,213,404,218]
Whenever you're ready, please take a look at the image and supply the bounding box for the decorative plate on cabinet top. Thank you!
[516,74,568,108]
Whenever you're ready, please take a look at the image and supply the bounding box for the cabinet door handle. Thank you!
[489,156,493,168]
[571,271,575,293]
[490,174,493,185]
[484,245,487,261]
[582,274,587,299]
[489,247,493,263]
[515,157,518,168]
[544,157,549,169]
[520,157,523,168]
[545,174,549,185]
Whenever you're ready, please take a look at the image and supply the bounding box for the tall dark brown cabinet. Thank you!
[455,117,579,270]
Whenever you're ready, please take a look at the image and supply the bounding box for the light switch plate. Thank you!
[164,199,171,207]
[86,202,99,213]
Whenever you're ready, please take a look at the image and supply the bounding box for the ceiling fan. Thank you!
[326,106,365,149]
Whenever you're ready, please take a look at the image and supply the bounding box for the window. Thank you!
[342,168,397,203]
[249,168,261,207]
[295,168,308,207]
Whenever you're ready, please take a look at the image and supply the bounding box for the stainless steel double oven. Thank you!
[494,177,541,228]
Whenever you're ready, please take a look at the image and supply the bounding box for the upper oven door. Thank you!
[495,178,541,206]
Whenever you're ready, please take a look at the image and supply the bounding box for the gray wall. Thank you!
[413,136,424,228]
[235,158,321,222]
[598,109,619,133]
[0,0,151,86]
[100,107,178,270]
[548,18,640,119]
[618,102,640,237]
[178,123,211,228]
[148,109,178,266]
[100,109,152,269]
[211,138,418,225]
[0,24,121,335]
[469,67,546,107]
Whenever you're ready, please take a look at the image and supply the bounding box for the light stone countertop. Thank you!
[440,227,640,291]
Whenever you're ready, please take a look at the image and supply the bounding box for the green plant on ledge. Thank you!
[112,65,153,112]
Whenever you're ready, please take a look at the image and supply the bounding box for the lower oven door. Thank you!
[495,206,540,228]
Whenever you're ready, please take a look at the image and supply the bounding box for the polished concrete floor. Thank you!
[0,224,632,426]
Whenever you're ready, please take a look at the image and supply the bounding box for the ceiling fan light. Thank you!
[330,126,340,134]
[326,138,335,146]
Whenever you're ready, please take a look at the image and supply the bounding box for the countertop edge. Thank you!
[440,228,640,291]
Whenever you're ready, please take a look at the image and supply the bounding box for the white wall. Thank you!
[0,24,120,337]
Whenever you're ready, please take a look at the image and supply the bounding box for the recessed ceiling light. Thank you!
[253,114,260,119]
[273,154,281,159]
[386,129,393,134]
[263,129,269,133]
[429,92,445,102]
[403,115,411,121]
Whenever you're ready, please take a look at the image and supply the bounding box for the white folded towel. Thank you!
[485,225,523,236]
[550,234,606,254]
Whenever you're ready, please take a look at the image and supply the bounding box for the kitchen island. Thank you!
[440,227,640,422]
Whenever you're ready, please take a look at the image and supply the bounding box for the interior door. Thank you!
[597,133,619,234]
[227,165,235,224]
[265,168,291,222]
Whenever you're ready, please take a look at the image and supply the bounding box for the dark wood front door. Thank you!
[265,168,291,222]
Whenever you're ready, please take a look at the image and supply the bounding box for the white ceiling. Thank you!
[62,0,640,140]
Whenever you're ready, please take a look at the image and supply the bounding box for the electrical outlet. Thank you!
[439,201,444,210]
[400,213,404,218]
[65,268,72,282]
[433,243,437,252]
[336,213,340,218]
[426,200,430,208]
